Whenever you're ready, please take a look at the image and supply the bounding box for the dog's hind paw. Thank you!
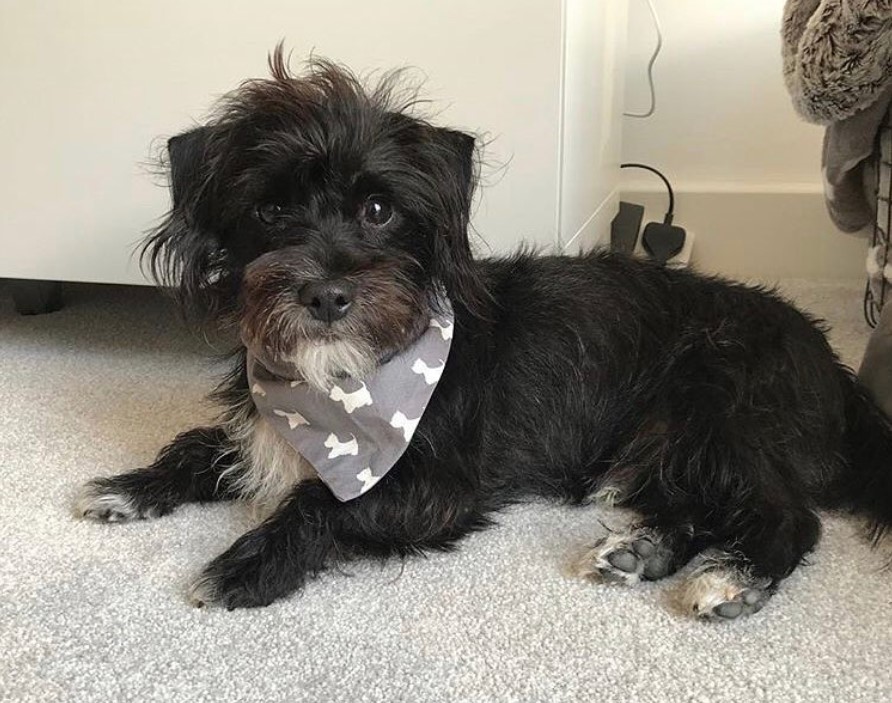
[674,556,772,621]
[572,527,676,586]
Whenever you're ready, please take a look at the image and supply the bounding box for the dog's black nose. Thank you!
[299,280,356,323]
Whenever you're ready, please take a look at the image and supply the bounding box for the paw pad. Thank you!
[574,530,674,586]
[678,561,771,621]
[706,588,768,620]
[606,548,638,573]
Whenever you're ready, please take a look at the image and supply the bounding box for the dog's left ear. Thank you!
[427,127,489,317]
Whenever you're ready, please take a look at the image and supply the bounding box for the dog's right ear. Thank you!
[141,125,232,320]
[167,126,212,210]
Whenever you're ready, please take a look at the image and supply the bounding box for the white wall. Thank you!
[623,0,822,188]
[1,0,630,285]
[4,0,618,284]
[621,0,866,279]
[559,0,627,253]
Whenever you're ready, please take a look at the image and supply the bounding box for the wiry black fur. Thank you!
[81,48,892,613]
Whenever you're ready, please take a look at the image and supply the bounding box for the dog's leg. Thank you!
[582,316,838,620]
[572,520,697,586]
[75,426,241,522]
[674,504,821,621]
[188,478,486,609]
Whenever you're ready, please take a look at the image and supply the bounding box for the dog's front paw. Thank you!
[74,477,166,523]
[188,533,301,610]
[188,561,271,610]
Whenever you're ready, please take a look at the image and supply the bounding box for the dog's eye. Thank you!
[359,196,393,227]
[256,203,284,225]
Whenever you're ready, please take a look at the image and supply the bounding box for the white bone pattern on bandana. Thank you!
[329,382,373,413]
[429,318,454,340]
[411,359,445,385]
[356,468,381,494]
[245,299,454,502]
[273,409,309,429]
[324,433,359,458]
[390,411,420,442]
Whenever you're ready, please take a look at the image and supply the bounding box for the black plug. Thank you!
[641,216,686,265]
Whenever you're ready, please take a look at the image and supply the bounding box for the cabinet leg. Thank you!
[10,280,64,315]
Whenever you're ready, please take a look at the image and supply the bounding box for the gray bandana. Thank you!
[247,309,454,501]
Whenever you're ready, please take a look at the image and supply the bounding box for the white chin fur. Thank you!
[286,339,376,390]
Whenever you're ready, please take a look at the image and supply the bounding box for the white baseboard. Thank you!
[621,187,868,282]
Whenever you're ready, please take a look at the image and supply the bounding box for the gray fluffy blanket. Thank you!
[783,0,892,233]
[784,1,892,415]
[783,0,892,125]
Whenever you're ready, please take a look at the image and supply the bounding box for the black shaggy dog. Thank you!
[76,49,892,619]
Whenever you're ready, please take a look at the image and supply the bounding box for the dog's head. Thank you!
[144,47,484,388]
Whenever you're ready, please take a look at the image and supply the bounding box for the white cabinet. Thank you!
[0,0,626,285]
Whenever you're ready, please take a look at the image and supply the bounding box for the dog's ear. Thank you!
[142,125,233,319]
[167,127,212,210]
[427,127,489,318]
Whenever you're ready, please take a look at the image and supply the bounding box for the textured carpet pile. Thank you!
[1,280,890,702]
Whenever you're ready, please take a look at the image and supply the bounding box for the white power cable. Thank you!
[623,0,662,119]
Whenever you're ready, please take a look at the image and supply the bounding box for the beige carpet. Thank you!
[1,279,890,703]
